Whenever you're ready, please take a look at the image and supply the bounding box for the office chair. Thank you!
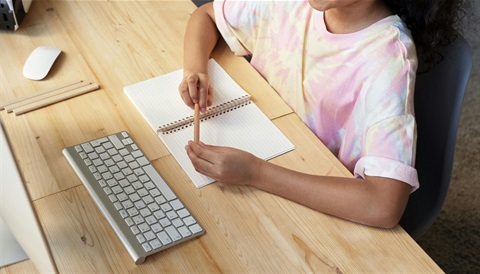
[399,34,473,240]
[192,0,211,7]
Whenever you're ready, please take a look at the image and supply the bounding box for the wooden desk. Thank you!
[0,1,442,272]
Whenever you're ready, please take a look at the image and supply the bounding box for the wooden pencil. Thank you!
[194,103,200,143]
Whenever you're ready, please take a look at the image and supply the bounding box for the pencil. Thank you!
[194,103,200,143]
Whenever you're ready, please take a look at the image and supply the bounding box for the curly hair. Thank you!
[385,0,469,64]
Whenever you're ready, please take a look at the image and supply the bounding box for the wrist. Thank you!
[183,69,208,78]
[183,57,210,77]
[249,157,269,189]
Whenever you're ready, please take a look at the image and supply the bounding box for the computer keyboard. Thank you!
[62,131,204,264]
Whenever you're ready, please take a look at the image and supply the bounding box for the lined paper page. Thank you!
[124,60,249,131]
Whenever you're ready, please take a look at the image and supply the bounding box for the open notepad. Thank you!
[124,59,295,188]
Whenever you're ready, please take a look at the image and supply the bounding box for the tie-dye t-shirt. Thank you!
[213,0,419,191]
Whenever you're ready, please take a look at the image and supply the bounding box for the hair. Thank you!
[385,0,469,65]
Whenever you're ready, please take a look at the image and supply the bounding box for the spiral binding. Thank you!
[157,95,251,134]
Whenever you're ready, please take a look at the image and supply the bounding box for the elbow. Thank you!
[359,176,411,229]
[366,204,406,229]
[373,213,402,229]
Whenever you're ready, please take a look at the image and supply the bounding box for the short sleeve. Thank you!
[213,0,254,56]
[354,115,419,192]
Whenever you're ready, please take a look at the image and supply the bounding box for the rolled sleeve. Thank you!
[354,156,419,192]
[355,114,419,192]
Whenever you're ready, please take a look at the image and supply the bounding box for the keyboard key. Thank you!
[81,143,94,153]
[136,234,146,244]
[183,216,196,226]
[157,231,172,245]
[138,188,149,197]
[138,223,150,233]
[131,226,140,235]
[148,203,160,212]
[178,226,192,237]
[165,226,182,242]
[159,218,171,227]
[142,243,152,252]
[170,199,184,210]
[137,156,149,166]
[161,203,172,212]
[117,193,128,202]
[166,211,178,220]
[132,150,143,158]
[153,210,166,220]
[172,218,184,228]
[144,231,156,241]
[109,134,125,150]
[133,215,144,225]
[178,209,190,218]
[189,224,203,234]
[119,210,128,218]
[145,215,157,225]
[151,223,163,233]
[103,142,114,150]
[149,239,162,250]
[128,207,139,217]
[125,218,134,226]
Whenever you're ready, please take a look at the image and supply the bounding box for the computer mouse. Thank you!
[22,46,62,80]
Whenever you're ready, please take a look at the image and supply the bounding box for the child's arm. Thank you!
[252,160,411,229]
[179,3,218,112]
[185,141,411,229]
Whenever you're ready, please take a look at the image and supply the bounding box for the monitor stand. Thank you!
[0,216,28,268]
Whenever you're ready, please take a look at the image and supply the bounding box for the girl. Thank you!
[179,0,466,228]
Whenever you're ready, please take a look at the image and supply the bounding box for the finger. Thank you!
[186,75,200,104]
[206,83,214,107]
[185,143,216,177]
[179,80,194,108]
[188,141,218,163]
[198,81,208,112]
[190,140,225,153]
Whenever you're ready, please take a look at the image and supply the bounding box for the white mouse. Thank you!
[23,46,62,80]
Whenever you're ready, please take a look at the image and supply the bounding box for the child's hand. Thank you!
[185,141,264,186]
[179,72,213,112]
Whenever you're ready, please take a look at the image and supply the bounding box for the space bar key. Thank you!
[143,164,176,201]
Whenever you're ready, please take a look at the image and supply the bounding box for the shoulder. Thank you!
[354,16,418,83]
[365,16,417,62]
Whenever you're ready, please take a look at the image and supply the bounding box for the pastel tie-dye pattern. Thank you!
[214,0,419,191]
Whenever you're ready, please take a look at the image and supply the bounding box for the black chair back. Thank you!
[400,34,473,239]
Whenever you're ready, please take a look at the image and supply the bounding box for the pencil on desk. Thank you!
[194,103,200,143]
[0,80,83,111]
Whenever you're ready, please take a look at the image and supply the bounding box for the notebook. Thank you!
[124,59,295,188]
